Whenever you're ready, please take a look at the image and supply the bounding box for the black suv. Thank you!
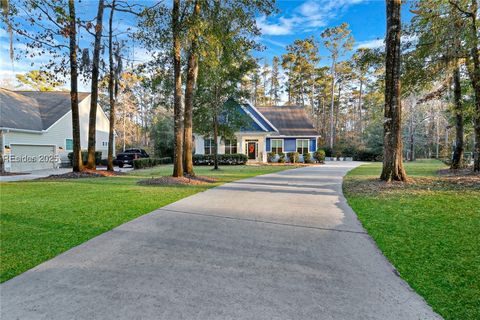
[115,148,149,167]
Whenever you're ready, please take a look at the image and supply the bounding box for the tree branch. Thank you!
[449,0,474,17]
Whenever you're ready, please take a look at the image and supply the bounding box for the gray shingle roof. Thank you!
[256,106,318,136]
[0,88,89,131]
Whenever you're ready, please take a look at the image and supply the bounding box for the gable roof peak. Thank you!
[0,88,90,131]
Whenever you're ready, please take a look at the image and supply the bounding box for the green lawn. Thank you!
[343,160,480,320]
[0,165,293,283]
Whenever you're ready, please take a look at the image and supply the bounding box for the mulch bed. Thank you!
[344,172,480,197]
[437,167,480,177]
[40,169,123,180]
[138,175,218,186]
[0,172,30,176]
[263,163,321,166]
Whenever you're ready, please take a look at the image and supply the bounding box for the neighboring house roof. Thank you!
[256,105,318,136]
[0,88,90,131]
[240,102,278,132]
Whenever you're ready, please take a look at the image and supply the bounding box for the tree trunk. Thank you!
[86,0,105,169]
[322,96,326,140]
[0,131,4,174]
[468,0,480,171]
[69,0,83,172]
[122,108,126,152]
[451,64,464,169]
[380,0,407,182]
[358,78,363,135]
[333,83,341,149]
[409,133,415,161]
[408,103,414,161]
[183,0,200,176]
[172,0,183,177]
[107,0,115,171]
[287,81,291,104]
[213,115,219,170]
[329,57,336,148]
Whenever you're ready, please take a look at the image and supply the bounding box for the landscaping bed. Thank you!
[0,172,30,176]
[343,160,480,320]
[40,169,124,180]
[138,175,217,186]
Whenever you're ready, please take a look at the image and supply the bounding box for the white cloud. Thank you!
[354,35,419,51]
[355,38,384,49]
[0,28,8,38]
[261,37,287,48]
[258,0,367,36]
[257,16,295,36]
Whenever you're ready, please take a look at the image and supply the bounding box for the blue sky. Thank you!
[255,0,413,67]
[0,0,414,90]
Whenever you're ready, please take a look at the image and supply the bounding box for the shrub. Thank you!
[334,150,342,160]
[287,152,299,163]
[68,151,102,166]
[278,152,286,163]
[314,149,326,163]
[354,148,382,161]
[342,145,357,158]
[303,152,313,163]
[133,157,172,169]
[267,152,276,163]
[192,153,248,165]
[321,146,333,157]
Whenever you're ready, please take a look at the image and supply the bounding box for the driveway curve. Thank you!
[1,162,440,319]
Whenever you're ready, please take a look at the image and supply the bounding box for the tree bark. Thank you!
[86,0,105,169]
[183,0,200,176]
[69,0,83,172]
[409,132,415,161]
[322,96,326,140]
[358,78,363,135]
[213,114,219,170]
[435,115,440,158]
[408,105,415,161]
[329,57,336,148]
[468,0,480,171]
[107,0,116,171]
[380,0,407,182]
[0,131,4,174]
[451,64,464,169]
[172,0,184,177]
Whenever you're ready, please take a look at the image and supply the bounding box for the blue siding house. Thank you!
[194,101,320,163]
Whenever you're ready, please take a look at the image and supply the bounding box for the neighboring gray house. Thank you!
[194,101,319,163]
[0,88,112,172]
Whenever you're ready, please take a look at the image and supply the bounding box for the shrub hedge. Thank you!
[303,152,313,163]
[287,152,300,163]
[267,152,276,163]
[353,148,383,161]
[68,151,102,166]
[133,157,172,169]
[314,149,326,163]
[193,154,248,165]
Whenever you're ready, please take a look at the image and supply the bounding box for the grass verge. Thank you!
[0,165,294,283]
[343,160,480,320]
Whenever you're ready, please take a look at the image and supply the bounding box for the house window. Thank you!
[296,139,309,154]
[102,141,108,147]
[204,138,216,155]
[271,139,283,153]
[65,139,73,151]
[224,139,237,154]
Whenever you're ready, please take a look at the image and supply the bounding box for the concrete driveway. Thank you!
[0,162,440,319]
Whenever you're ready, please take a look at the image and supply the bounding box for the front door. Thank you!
[247,142,256,160]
